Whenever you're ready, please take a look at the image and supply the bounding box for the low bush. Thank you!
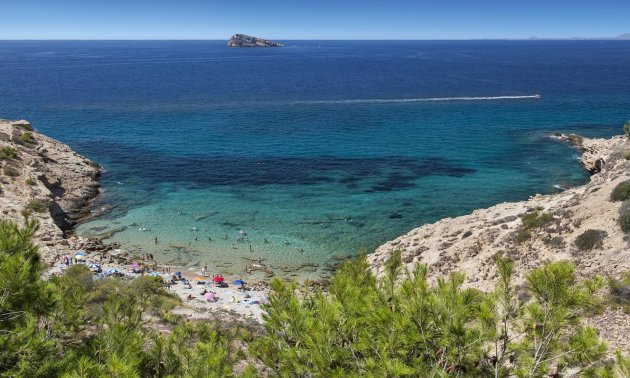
[515,229,531,244]
[625,151,630,160]
[0,146,18,160]
[521,210,555,230]
[611,180,630,202]
[26,199,47,213]
[575,229,607,250]
[3,165,19,177]
[609,272,630,313]
[513,211,555,243]
[24,178,36,186]
[624,120,630,139]
[15,131,35,146]
[619,201,630,232]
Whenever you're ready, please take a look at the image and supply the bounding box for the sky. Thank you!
[0,0,629,40]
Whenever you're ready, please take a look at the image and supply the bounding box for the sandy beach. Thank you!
[45,255,269,323]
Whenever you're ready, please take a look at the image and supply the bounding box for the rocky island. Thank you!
[227,33,284,47]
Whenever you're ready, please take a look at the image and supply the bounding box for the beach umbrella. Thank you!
[148,272,161,277]
[233,279,245,286]
[107,268,122,275]
[75,251,86,256]
[88,263,101,272]
[130,263,140,268]
[213,276,224,283]
[194,275,204,281]
[204,292,217,302]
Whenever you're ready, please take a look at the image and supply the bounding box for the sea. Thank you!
[1,40,629,278]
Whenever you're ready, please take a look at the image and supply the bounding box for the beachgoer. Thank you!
[154,237,158,244]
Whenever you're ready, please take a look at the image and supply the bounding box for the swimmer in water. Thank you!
[284,240,290,245]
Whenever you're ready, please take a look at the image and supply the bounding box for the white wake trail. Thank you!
[287,94,541,105]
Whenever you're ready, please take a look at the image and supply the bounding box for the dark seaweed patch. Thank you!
[78,141,475,193]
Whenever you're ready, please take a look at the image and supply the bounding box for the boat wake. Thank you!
[288,94,541,105]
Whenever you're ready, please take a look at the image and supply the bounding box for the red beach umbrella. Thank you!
[213,275,224,283]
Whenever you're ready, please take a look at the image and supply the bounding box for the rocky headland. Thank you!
[368,132,630,351]
[227,34,284,47]
[0,119,107,260]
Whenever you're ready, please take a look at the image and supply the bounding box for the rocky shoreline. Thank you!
[368,132,630,351]
[0,119,111,259]
[0,118,273,322]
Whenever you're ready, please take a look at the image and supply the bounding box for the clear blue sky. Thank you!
[1,0,628,40]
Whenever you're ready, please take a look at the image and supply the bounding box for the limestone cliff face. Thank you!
[0,119,101,259]
[368,133,630,350]
[227,34,284,47]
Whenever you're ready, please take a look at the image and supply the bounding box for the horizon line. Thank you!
[1,38,629,42]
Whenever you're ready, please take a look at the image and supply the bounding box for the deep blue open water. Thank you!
[1,40,629,277]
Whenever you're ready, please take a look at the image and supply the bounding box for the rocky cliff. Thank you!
[368,133,630,350]
[227,34,284,47]
[0,119,102,260]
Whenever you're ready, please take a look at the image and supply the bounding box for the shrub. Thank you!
[611,180,630,202]
[625,151,630,161]
[521,211,554,229]
[3,165,19,177]
[25,178,36,186]
[26,199,47,213]
[515,229,531,243]
[0,146,18,160]
[624,120,630,139]
[575,229,607,250]
[609,272,630,313]
[15,131,35,146]
[619,201,630,232]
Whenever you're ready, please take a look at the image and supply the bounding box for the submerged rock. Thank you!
[227,34,284,47]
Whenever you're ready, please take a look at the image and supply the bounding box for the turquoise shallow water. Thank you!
[0,40,629,278]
